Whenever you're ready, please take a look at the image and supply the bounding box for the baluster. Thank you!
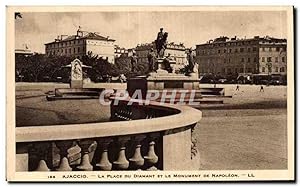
[144,134,159,170]
[129,135,146,170]
[113,137,130,170]
[77,139,95,171]
[56,141,73,171]
[34,142,50,171]
[96,138,113,171]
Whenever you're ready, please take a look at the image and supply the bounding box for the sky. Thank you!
[15,10,288,53]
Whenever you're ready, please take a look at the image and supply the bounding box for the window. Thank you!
[262,47,265,51]
[253,47,257,51]
[224,49,227,53]
[224,59,226,63]
[280,67,285,72]
[248,48,251,52]
[235,48,238,53]
[229,49,232,53]
[235,68,238,73]
[218,49,221,54]
[65,49,67,53]
[267,57,272,62]
[78,47,80,53]
[228,68,231,73]
[73,48,76,53]
[254,57,257,62]
[276,47,280,52]
[241,58,244,62]
[275,57,278,62]
[240,68,244,73]
[69,48,71,53]
[228,58,231,63]
[262,57,265,62]
[247,68,252,73]
[282,57,285,62]
[247,58,250,62]
[275,67,279,72]
[269,47,272,52]
[262,67,265,72]
[240,48,244,52]
[222,68,225,73]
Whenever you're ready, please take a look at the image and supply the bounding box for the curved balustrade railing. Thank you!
[16,97,202,171]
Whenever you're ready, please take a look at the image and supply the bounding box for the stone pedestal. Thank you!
[70,59,83,89]
[71,80,83,89]
[147,73,200,90]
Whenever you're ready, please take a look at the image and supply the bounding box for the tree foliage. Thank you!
[15,54,149,82]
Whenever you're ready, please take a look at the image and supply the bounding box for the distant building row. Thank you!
[195,36,287,76]
[135,42,187,71]
[43,30,287,77]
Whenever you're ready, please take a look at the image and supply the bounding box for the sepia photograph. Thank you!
[6,6,294,182]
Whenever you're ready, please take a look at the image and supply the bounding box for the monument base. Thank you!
[71,80,83,89]
[147,72,200,90]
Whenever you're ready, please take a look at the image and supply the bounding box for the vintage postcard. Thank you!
[6,6,294,182]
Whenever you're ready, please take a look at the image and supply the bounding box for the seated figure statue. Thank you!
[162,53,173,73]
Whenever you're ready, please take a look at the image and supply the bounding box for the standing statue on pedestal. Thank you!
[187,48,196,73]
[155,28,168,58]
[147,48,157,72]
[130,52,138,72]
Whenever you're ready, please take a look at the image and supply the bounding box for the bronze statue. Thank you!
[130,53,138,72]
[163,53,173,73]
[187,48,196,73]
[155,28,168,58]
[147,48,156,72]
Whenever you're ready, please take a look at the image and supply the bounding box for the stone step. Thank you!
[46,95,99,101]
[154,98,224,104]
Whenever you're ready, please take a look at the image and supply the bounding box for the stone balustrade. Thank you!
[16,97,202,171]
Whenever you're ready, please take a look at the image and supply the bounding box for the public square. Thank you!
[16,83,287,170]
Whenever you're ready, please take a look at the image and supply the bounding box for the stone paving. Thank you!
[15,83,288,170]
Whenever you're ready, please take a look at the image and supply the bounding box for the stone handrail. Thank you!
[16,97,202,171]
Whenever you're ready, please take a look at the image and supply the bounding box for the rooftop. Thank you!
[45,31,115,45]
[197,35,287,46]
[136,41,186,50]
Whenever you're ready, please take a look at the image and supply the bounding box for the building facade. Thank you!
[195,36,287,77]
[45,30,116,63]
[114,45,128,58]
[135,42,187,71]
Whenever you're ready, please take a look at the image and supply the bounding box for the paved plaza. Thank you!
[16,83,287,170]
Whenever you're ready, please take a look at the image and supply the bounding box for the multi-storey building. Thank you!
[195,36,287,77]
[15,44,34,57]
[45,29,116,63]
[114,45,128,58]
[135,42,187,71]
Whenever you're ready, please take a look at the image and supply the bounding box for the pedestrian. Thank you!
[260,85,264,92]
[236,85,240,91]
